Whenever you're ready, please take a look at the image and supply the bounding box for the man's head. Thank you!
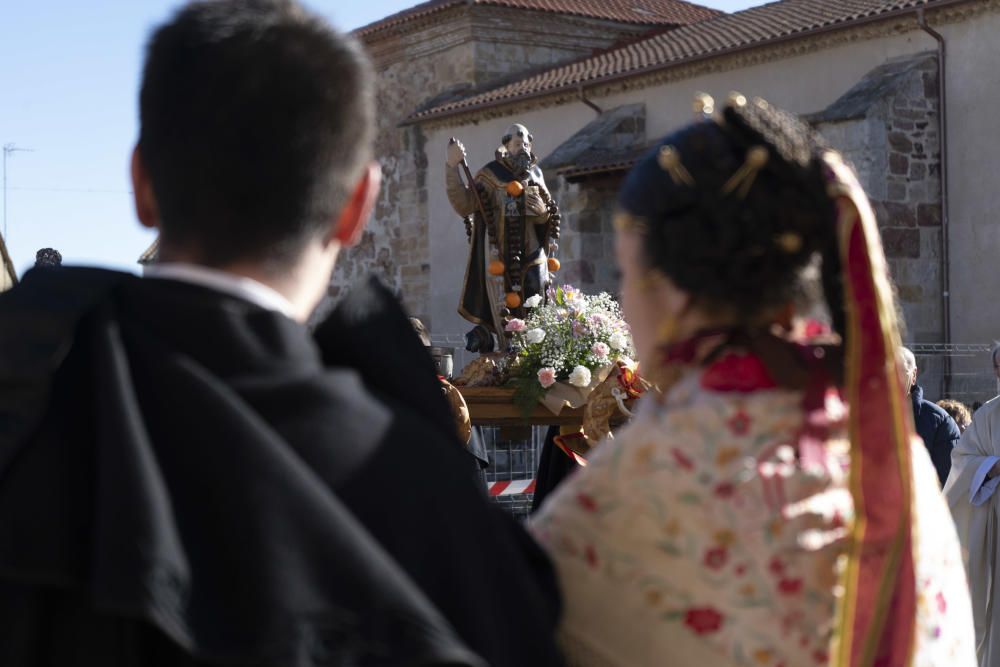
[899,346,918,394]
[132,0,377,273]
[34,248,62,268]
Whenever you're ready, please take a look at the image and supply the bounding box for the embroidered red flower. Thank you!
[585,544,598,569]
[813,650,829,663]
[672,448,695,471]
[703,546,728,570]
[714,481,735,499]
[735,563,747,576]
[936,591,947,614]
[769,557,785,575]
[683,607,724,635]
[778,578,803,595]
[577,493,598,512]
[700,353,777,393]
[726,410,752,436]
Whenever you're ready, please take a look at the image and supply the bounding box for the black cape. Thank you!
[0,268,562,666]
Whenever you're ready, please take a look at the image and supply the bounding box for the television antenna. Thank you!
[3,143,36,242]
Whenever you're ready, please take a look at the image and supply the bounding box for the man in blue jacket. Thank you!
[900,347,961,486]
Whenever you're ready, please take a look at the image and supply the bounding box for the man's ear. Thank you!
[332,162,381,247]
[131,145,159,230]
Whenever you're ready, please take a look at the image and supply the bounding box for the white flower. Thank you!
[524,294,543,308]
[568,365,592,387]
[609,331,628,351]
[537,367,557,388]
[526,328,546,344]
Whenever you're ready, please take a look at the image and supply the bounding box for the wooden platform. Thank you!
[458,386,584,427]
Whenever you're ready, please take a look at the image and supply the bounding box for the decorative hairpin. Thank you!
[722,145,769,198]
[658,145,695,186]
[612,212,648,234]
[775,232,803,254]
[693,92,715,117]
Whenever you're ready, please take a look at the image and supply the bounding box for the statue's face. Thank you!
[506,133,531,156]
[503,123,532,156]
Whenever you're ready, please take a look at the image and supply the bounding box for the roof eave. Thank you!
[402,0,973,127]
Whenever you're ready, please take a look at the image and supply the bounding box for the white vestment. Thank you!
[945,396,1000,666]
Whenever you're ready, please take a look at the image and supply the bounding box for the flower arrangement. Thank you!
[507,284,635,412]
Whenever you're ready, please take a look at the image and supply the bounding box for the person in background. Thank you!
[945,342,1000,666]
[33,247,62,268]
[938,398,972,433]
[0,2,561,665]
[899,346,960,486]
[531,94,974,666]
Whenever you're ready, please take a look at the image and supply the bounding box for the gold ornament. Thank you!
[775,232,804,254]
[657,145,695,186]
[722,145,769,199]
[693,92,715,116]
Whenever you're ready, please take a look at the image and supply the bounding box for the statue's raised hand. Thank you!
[447,137,467,168]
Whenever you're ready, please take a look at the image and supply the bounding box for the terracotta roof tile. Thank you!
[406,0,953,123]
[355,0,720,38]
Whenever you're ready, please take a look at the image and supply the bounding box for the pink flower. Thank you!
[672,448,695,471]
[504,318,526,332]
[713,482,735,499]
[591,342,610,359]
[726,409,752,436]
[577,493,598,512]
[683,607,723,635]
[537,367,557,388]
[703,546,728,570]
[778,578,803,595]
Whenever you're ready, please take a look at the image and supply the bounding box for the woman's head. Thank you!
[615,94,843,363]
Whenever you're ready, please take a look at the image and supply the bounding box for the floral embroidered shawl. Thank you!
[530,364,976,666]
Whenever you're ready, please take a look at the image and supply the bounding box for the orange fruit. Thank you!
[547,257,561,272]
[505,292,522,308]
[506,181,524,197]
[488,260,506,276]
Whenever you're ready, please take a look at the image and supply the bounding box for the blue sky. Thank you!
[0,0,760,275]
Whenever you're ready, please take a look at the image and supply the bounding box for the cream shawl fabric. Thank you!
[532,369,976,666]
[945,396,1000,665]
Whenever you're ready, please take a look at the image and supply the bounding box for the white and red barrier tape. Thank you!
[488,479,536,496]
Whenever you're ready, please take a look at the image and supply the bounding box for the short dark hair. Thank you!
[34,248,62,267]
[139,0,374,267]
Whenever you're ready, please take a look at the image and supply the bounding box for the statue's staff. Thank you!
[449,137,491,231]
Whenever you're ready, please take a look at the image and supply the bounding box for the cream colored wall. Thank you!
[938,10,1000,345]
[423,9,1000,347]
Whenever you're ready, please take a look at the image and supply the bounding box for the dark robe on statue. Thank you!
[0,267,563,667]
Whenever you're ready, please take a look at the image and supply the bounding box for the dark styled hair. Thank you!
[619,97,843,334]
[34,248,62,267]
[138,0,374,267]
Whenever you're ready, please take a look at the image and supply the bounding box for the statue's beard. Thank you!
[509,150,533,175]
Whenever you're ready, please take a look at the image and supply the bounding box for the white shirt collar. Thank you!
[143,262,296,319]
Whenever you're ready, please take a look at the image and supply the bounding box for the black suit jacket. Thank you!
[0,268,562,666]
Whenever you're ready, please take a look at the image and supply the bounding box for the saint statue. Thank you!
[446,124,560,352]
